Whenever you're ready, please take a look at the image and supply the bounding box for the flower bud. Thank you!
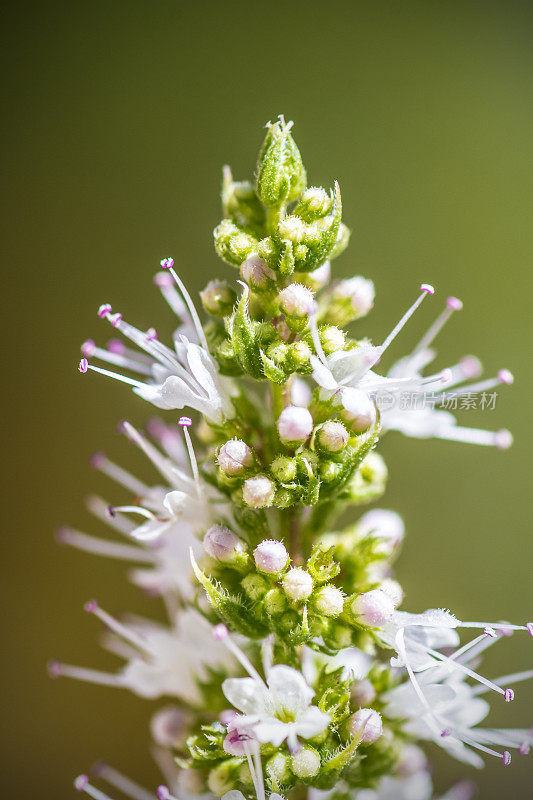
[360,452,388,483]
[357,509,405,553]
[214,219,259,267]
[293,187,333,221]
[242,475,276,508]
[255,118,306,207]
[203,525,245,563]
[348,709,383,743]
[277,405,314,444]
[283,567,313,601]
[326,277,375,325]
[263,587,288,616]
[290,746,321,778]
[266,752,291,786]
[351,679,376,708]
[200,279,237,317]
[217,439,254,476]
[320,325,345,354]
[271,455,297,482]
[352,589,395,627]
[330,222,351,259]
[222,167,265,230]
[278,215,306,244]
[288,341,312,373]
[207,762,237,796]
[340,388,376,434]
[313,584,344,616]
[320,460,342,483]
[379,578,404,607]
[254,539,289,574]
[306,260,331,290]
[291,376,312,407]
[279,282,315,318]
[240,254,277,290]
[316,420,348,454]
[150,705,188,748]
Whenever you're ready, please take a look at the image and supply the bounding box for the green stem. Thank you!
[266,203,286,235]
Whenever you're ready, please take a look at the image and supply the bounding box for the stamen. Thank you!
[178,417,201,496]
[55,527,154,563]
[159,258,208,350]
[157,787,179,800]
[146,328,158,342]
[75,776,115,800]
[98,304,112,318]
[309,313,328,367]
[92,763,156,800]
[519,741,531,755]
[120,422,179,486]
[471,670,533,697]
[80,362,146,389]
[503,751,512,766]
[90,453,150,496]
[432,426,513,449]
[49,662,124,687]
[82,341,153,375]
[108,505,155,520]
[84,600,153,654]
[378,284,435,357]
[411,296,462,357]
[211,619,263,683]
[422,643,509,697]
[86,495,136,535]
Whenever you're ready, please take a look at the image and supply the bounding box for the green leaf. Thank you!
[231,283,264,379]
[308,543,341,584]
[260,350,287,385]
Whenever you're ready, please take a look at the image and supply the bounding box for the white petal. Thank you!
[222,677,268,715]
[267,665,315,714]
[295,705,331,739]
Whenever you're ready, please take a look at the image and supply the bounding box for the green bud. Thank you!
[257,236,281,266]
[200,279,237,317]
[266,752,291,789]
[320,325,345,355]
[255,117,306,207]
[288,340,312,373]
[293,187,333,221]
[266,341,289,367]
[241,573,269,602]
[222,166,265,231]
[271,455,297,482]
[326,623,354,649]
[215,339,244,376]
[360,452,388,483]
[312,584,345,617]
[291,746,321,778]
[316,420,349,455]
[207,761,239,796]
[278,215,306,244]
[278,283,315,333]
[278,610,301,631]
[214,219,259,267]
[263,587,288,616]
[319,460,343,482]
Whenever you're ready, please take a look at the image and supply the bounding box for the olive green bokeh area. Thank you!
[2,1,532,797]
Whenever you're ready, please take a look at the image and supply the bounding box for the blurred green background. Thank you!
[2,1,532,797]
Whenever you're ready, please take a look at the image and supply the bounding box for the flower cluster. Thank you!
[55,118,530,800]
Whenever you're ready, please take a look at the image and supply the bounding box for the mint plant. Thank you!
[55,118,531,800]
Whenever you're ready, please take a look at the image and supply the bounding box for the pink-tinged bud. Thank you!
[358,509,405,553]
[254,539,289,573]
[379,578,404,607]
[203,525,244,562]
[217,439,254,476]
[340,388,376,434]
[150,706,188,748]
[317,420,348,453]
[283,567,314,602]
[352,589,395,627]
[242,475,276,508]
[307,260,331,290]
[277,405,314,444]
[291,377,312,408]
[396,744,428,777]
[279,283,315,318]
[348,708,383,743]
[241,254,276,289]
[351,679,376,707]
[335,276,375,317]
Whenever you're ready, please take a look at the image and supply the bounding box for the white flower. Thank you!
[310,285,513,447]
[57,419,231,597]
[78,260,236,424]
[380,608,533,766]
[51,607,235,705]
[216,628,330,751]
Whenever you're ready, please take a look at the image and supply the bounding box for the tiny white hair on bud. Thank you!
[279,283,315,318]
[242,475,275,509]
[290,747,321,778]
[358,509,405,551]
[348,708,383,743]
[352,589,395,627]
[351,678,376,707]
[277,405,314,443]
[283,567,314,601]
[278,215,306,243]
[203,525,243,562]
[314,584,344,616]
[217,439,253,475]
[254,539,289,573]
